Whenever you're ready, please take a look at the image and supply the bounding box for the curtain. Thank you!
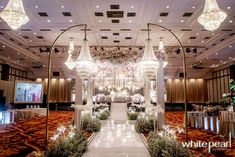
[0,80,14,104]
[166,79,205,103]
[38,78,72,102]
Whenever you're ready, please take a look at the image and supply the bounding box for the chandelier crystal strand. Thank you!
[65,41,75,69]
[138,38,159,78]
[198,0,227,31]
[157,39,168,67]
[0,0,29,30]
[76,38,96,77]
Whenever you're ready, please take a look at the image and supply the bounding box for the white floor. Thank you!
[82,103,150,157]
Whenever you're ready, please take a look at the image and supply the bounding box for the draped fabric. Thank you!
[0,80,14,104]
[38,78,72,102]
[166,79,206,103]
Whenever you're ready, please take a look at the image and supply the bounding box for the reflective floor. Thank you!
[82,103,150,157]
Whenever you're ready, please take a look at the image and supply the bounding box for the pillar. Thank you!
[144,77,152,113]
[156,58,165,129]
[74,75,83,129]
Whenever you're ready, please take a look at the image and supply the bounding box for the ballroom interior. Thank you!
[0,0,235,157]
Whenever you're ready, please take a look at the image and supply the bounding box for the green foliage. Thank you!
[97,110,110,120]
[135,114,155,133]
[81,114,101,132]
[147,131,191,157]
[127,112,139,120]
[46,131,87,157]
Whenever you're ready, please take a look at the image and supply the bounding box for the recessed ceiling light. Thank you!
[131,6,134,9]
[29,40,32,42]
[35,5,39,8]
[166,6,170,9]
[2,45,5,48]
[181,20,184,23]
[192,6,195,9]
[17,60,19,62]
[196,33,199,36]
[47,19,51,23]
[200,60,202,62]
[128,20,132,23]
[229,57,232,59]
[0,6,4,9]
[229,45,232,48]
[229,20,232,23]
[17,52,20,55]
[215,52,218,55]
[220,60,223,63]
[99,19,102,23]
[61,5,65,8]
[206,57,209,59]
[159,19,162,23]
[69,19,73,23]
[18,32,21,35]
[188,40,191,43]
[34,32,37,35]
[127,33,130,36]
[227,6,231,10]
[96,5,100,9]
[7,57,10,59]
[201,40,204,43]
[58,53,61,55]
[102,32,105,35]
[212,33,214,36]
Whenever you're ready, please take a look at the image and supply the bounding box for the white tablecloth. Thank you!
[219,111,235,138]
[32,108,47,116]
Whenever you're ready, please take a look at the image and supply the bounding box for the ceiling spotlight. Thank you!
[227,6,231,10]
[96,5,100,9]
[229,45,232,48]
[2,45,6,48]
[229,20,232,23]
[47,19,51,23]
[175,48,181,54]
[192,6,195,9]
[181,20,184,23]
[159,19,162,23]
[35,5,39,8]
[166,6,170,9]
[61,5,65,8]
[131,6,134,9]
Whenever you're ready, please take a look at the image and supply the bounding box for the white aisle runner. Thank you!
[110,103,128,121]
[82,103,150,157]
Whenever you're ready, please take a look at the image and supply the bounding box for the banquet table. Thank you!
[187,111,219,132]
[219,111,235,138]
[15,109,34,120]
[32,108,47,116]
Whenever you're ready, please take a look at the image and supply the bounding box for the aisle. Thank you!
[82,103,150,157]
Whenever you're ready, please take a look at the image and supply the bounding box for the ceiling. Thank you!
[0,0,234,79]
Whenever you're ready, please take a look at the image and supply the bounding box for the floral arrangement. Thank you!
[135,113,156,133]
[94,107,110,120]
[81,113,101,132]
[205,105,224,116]
[147,125,191,157]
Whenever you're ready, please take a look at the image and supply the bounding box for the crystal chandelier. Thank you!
[0,0,29,30]
[198,0,227,31]
[75,36,96,77]
[157,40,168,68]
[65,41,76,70]
[137,38,159,78]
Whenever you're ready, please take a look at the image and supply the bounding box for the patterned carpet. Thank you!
[165,111,235,157]
[0,111,234,157]
[0,111,74,157]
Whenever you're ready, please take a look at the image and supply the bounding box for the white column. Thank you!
[156,58,165,129]
[75,75,83,129]
[144,77,152,113]
[86,78,94,114]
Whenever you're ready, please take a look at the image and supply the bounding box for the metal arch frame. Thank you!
[147,23,188,141]
[45,24,87,145]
